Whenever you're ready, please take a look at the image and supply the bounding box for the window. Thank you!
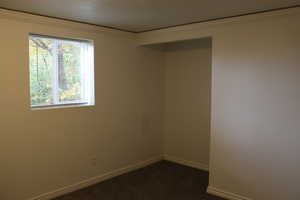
[29,34,94,108]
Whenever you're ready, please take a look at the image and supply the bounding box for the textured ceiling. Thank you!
[0,0,299,32]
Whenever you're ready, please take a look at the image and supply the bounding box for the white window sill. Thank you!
[31,102,94,110]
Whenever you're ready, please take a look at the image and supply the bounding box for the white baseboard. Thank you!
[207,186,252,200]
[28,155,163,200]
[164,155,209,171]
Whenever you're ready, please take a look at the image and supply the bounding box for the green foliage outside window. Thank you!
[29,37,82,106]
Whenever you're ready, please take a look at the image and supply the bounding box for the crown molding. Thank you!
[0,8,136,39]
[138,6,300,45]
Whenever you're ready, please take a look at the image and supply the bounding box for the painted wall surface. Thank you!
[0,13,164,200]
[139,7,300,200]
[2,6,300,200]
[210,12,300,199]
[163,39,211,169]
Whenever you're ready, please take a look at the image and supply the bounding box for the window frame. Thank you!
[29,33,95,109]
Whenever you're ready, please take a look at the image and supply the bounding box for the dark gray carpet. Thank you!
[53,160,225,200]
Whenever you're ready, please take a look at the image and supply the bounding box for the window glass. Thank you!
[29,35,94,108]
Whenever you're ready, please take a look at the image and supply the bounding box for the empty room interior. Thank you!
[0,1,300,200]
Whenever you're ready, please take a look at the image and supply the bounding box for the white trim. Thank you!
[31,102,91,110]
[207,186,252,200]
[137,7,300,45]
[27,156,163,200]
[164,155,209,172]
[52,39,59,104]
[0,8,135,38]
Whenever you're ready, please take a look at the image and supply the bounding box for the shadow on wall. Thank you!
[144,37,212,172]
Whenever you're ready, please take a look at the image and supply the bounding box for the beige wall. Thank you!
[139,7,300,200]
[163,39,211,169]
[0,12,164,200]
[210,12,300,200]
[2,6,300,200]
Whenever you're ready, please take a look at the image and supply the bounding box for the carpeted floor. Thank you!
[53,160,225,200]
